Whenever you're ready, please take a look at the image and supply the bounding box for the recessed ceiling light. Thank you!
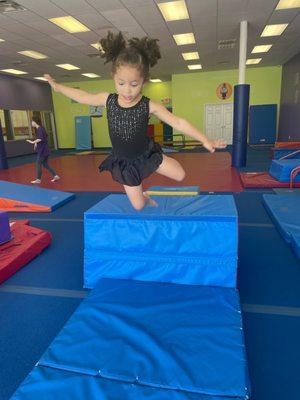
[56,64,80,70]
[18,50,48,59]
[188,64,202,70]
[150,79,162,83]
[0,38,5,43]
[158,0,189,21]
[251,45,272,53]
[82,73,100,78]
[34,77,48,81]
[91,43,103,51]
[0,68,28,75]
[182,51,199,60]
[49,16,90,33]
[276,0,300,10]
[246,58,262,65]
[261,24,288,37]
[173,33,195,46]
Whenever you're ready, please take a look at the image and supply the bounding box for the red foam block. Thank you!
[0,220,52,284]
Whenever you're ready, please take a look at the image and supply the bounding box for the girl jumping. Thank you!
[44,32,226,210]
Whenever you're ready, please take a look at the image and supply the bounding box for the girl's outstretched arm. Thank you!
[150,100,227,153]
[44,74,109,106]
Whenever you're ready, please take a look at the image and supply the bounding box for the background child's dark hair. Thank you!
[32,116,42,126]
[99,31,161,81]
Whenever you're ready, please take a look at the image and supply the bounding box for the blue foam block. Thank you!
[269,159,300,182]
[263,194,300,259]
[84,194,238,288]
[11,278,250,399]
[273,148,300,160]
[0,180,75,210]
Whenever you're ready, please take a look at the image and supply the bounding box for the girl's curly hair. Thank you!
[99,31,161,80]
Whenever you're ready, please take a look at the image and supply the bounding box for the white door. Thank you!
[205,103,233,144]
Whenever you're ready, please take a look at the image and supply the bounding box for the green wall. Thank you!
[172,66,282,136]
[52,80,171,148]
[52,66,282,148]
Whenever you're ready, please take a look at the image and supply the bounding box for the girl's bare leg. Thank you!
[124,184,157,211]
[156,155,186,181]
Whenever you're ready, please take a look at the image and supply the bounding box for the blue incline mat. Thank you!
[84,194,238,288]
[269,159,300,182]
[11,278,250,399]
[263,194,300,259]
[273,148,300,160]
[0,180,74,211]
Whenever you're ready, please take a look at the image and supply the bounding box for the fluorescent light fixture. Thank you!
[91,43,102,51]
[173,33,195,45]
[276,0,300,9]
[0,69,28,75]
[0,38,5,42]
[246,58,262,65]
[34,77,48,81]
[158,0,189,21]
[261,24,288,37]
[251,44,272,53]
[182,51,199,60]
[82,73,100,78]
[49,16,90,33]
[150,79,162,83]
[18,50,48,59]
[56,64,80,70]
[188,64,202,70]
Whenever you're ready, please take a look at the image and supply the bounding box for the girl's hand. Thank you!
[44,74,59,91]
[26,139,34,144]
[203,139,227,153]
[34,143,37,151]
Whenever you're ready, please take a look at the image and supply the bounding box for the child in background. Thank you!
[27,116,60,184]
[44,32,226,209]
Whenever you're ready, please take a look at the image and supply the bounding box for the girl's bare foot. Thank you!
[143,192,158,207]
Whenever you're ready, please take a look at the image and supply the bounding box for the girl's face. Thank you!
[31,121,38,128]
[113,65,144,105]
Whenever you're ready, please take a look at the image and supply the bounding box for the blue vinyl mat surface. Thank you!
[12,278,250,399]
[84,195,238,288]
[0,180,75,210]
[263,194,300,259]
[0,292,82,400]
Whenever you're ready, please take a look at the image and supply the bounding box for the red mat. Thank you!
[0,220,52,284]
[0,152,243,192]
[240,172,300,188]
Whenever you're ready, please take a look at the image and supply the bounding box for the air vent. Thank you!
[0,1,26,13]
[218,39,236,50]
[12,60,28,66]
[87,53,101,58]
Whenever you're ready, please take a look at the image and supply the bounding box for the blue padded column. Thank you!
[232,84,250,167]
[0,121,8,170]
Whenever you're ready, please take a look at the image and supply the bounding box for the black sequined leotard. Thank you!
[99,93,163,186]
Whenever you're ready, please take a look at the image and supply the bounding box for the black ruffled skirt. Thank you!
[99,140,163,186]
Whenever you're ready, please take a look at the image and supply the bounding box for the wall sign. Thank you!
[216,82,232,100]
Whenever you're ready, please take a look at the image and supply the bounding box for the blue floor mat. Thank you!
[234,192,274,224]
[3,221,84,290]
[263,194,300,259]
[10,366,244,400]
[0,292,82,400]
[238,226,300,307]
[0,180,75,211]
[12,278,250,399]
[243,312,300,400]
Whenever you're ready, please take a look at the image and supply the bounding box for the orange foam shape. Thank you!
[0,197,51,212]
